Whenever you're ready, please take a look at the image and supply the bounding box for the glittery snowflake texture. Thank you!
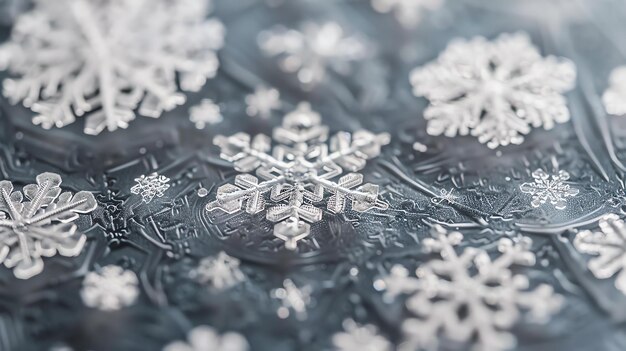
[519,169,578,210]
[0,172,97,279]
[377,225,562,351]
[0,0,224,135]
[410,32,576,149]
[206,102,390,249]
[131,173,171,204]
[81,265,139,311]
[163,325,249,351]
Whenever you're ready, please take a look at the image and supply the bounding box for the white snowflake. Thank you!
[163,325,249,351]
[410,32,576,149]
[519,169,578,210]
[272,278,312,321]
[332,319,392,351]
[245,86,281,118]
[190,251,245,291]
[189,99,223,129]
[377,225,562,351]
[574,214,626,295]
[0,0,224,135]
[0,172,97,279]
[81,265,139,311]
[206,102,390,249]
[258,22,369,86]
[371,0,443,28]
[603,66,626,116]
[131,173,171,204]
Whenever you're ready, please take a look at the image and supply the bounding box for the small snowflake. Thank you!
[272,278,312,320]
[189,99,223,129]
[163,325,249,351]
[332,319,392,351]
[430,188,458,206]
[519,169,578,210]
[81,265,139,310]
[574,214,626,295]
[190,251,245,291]
[377,225,562,351]
[0,0,224,134]
[371,0,443,28]
[245,86,281,118]
[410,32,576,149]
[603,66,626,116]
[131,173,171,204]
[0,172,97,279]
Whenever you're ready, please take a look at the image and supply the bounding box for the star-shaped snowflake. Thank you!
[377,225,562,351]
[189,99,223,129]
[371,0,443,28]
[163,325,249,351]
[271,278,312,320]
[190,251,245,291]
[245,86,281,118]
[519,169,578,210]
[0,172,97,279]
[206,102,389,249]
[0,0,224,134]
[603,66,626,116]
[131,173,171,204]
[332,319,392,351]
[410,32,576,149]
[81,265,139,311]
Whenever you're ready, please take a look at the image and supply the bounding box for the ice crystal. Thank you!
[0,0,224,135]
[245,86,281,118]
[271,278,312,320]
[0,172,97,279]
[131,173,171,204]
[190,251,245,291]
[371,0,443,28]
[163,325,249,351]
[378,225,562,351]
[189,99,223,129]
[81,265,139,311]
[519,169,578,210]
[603,66,626,116]
[332,319,392,351]
[206,102,390,249]
[410,32,576,149]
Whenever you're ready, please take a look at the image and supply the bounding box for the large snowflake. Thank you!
[377,226,562,351]
[0,172,97,279]
[0,0,224,135]
[519,169,578,210]
[206,102,389,249]
[410,32,576,149]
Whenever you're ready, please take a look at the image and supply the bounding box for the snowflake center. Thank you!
[11,221,29,234]
[283,164,317,183]
[480,78,507,97]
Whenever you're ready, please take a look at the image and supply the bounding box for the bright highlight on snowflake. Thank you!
[271,278,312,320]
[131,173,171,204]
[332,319,392,351]
[206,102,390,249]
[410,32,576,149]
[245,86,281,119]
[574,214,626,295]
[0,0,225,135]
[376,225,562,351]
[603,66,626,116]
[519,169,578,210]
[189,99,223,129]
[371,0,443,28]
[190,251,245,291]
[163,325,249,351]
[0,172,97,279]
[81,265,139,311]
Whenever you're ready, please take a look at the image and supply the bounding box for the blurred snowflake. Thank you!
[519,169,578,210]
[245,86,281,118]
[81,265,139,311]
[163,325,249,351]
[332,319,392,351]
[272,278,312,320]
[603,66,626,116]
[371,0,443,28]
[131,173,171,204]
[190,251,245,291]
[189,99,223,129]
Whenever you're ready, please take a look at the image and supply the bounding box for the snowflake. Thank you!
[430,188,458,206]
[410,32,576,149]
[258,22,369,87]
[81,265,139,311]
[271,278,312,320]
[519,169,578,210]
[574,214,626,295]
[371,0,443,28]
[332,319,392,351]
[189,251,245,291]
[245,86,281,118]
[131,173,171,204]
[603,66,626,116]
[206,102,390,249]
[0,0,224,135]
[189,99,223,129]
[0,172,97,279]
[376,225,562,351]
[163,325,249,351]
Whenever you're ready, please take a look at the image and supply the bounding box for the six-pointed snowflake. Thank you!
[245,86,281,119]
[332,319,392,351]
[0,0,225,134]
[189,98,223,129]
[271,278,312,320]
[163,325,249,351]
[206,102,390,249]
[410,32,576,149]
[377,225,562,351]
[190,251,245,291]
[131,173,171,204]
[519,169,578,210]
[603,66,626,116]
[574,214,626,295]
[81,264,139,311]
[0,172,97,279]
[371,0,444,28]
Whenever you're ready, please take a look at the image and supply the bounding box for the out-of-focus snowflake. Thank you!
[332,319,392,351]
[271,278,312,320]
[81,265,139,310]
[603,66,626,116]
[574,214,626,295]
[163,325,249,351]
[0,172,97,279]
[376,225,562,351]
[189,251,245,291]
[245,86,281,118]
[0,0,224,135]
[189,99,223,129]
[520,169,578,210]
[131,173,171,204]
[410,32,576,149]
[258,22,369,87]
[371,0,443,28]
[206,102,389,249]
